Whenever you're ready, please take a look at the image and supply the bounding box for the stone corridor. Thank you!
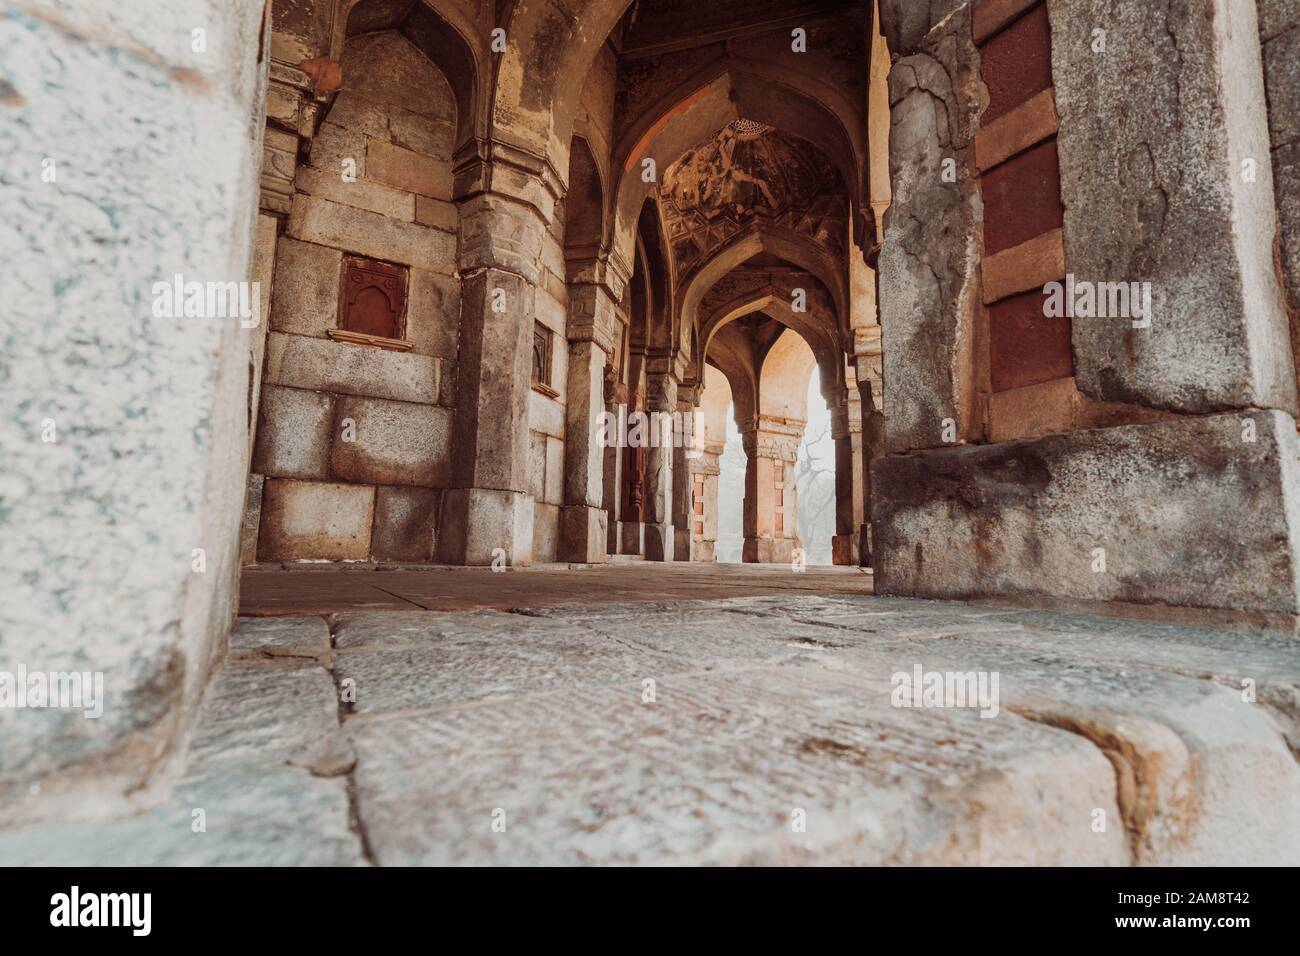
[3,567,1297,866]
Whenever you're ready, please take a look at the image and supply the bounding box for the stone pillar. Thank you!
[741,417,803,564]
[240,60,330,567]
[689,439,724,561]
[856,333,884,567]
[558,259,627,562]
[1051,0,1298,414]
[437,149,563,566]
[671,388,701,561]
[0,0,268,819]
[830,392,864,566]
[642,364,677,561]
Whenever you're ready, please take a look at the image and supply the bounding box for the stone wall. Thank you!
[0,0,268,821]
[1261,0,1300,374]
[252,30,459,563]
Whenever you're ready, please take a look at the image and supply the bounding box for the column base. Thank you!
[436,488,533,566]
[673,527,692,562]
[644,522,675,561]
[619,520,644,556]
[858,523,873,568]
[872,410,1300,618]
[559,505,608,563]
[743,537,797,564]
[694,540,717,562]
[831,534,859,566]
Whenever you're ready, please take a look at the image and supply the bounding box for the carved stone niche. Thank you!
[331,255,412,351]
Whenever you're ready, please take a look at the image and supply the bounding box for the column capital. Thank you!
[452,136,565,225]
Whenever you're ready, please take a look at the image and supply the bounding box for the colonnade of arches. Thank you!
[263,0,891,566]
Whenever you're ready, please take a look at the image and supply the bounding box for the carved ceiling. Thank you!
[659,122,847,279]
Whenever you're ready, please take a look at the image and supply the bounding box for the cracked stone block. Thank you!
[184,662,341,772]
[879,6,983,453]
[1050,0,1297,413]
[872,409,1300,615]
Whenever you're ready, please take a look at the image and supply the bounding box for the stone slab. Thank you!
[873,410,1300,614]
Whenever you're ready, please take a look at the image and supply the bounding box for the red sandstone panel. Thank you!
[979,2,1053,124]
[980,137,1064,255]
[988,287,1073,392]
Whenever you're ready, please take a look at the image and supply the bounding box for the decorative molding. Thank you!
[326,329,414,352]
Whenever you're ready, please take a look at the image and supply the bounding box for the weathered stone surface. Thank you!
[269,238,342,338]
[252,384,333,480]
[329,395,450,488]
[259,478,376,561]
[239,473,265,567]
[0,0,267,815]
[1263,23,1300,148]
[366,139,452,200]
[532,501,560,561]
[7,590,1299,865]
[228,616,330,662]
[879,8,982,453]
[371,486,438,562]
[264,332,440,406]
[436,488,534,566]
[1050,0,1297,414]
[296,163,415,221]
[288,194,456,275]
[877,0,964,57]
[873,410,1300,614]
[406,268,460,359]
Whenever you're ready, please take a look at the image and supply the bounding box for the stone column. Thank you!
[437,147,563,565]
[830,392,864,566]
[671,387,701,561]
[689,439,724,561]
[642,363,677,561]
[0,0,268,817]
[741,417,803,563]
[558,258,627,562]
[856,333,884,567]
[240,60,332,566]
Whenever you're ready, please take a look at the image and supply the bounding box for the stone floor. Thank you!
[3,565,1299,865]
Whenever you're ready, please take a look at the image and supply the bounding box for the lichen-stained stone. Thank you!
[1274,141,1300,313]
[329,395,450,488]
[872,409,1300,614]
[371,486,438,562]
[1259,0,1300,40]
[0,0,267,813]
[263,332,440,406]
[878,6,982,453]
[1263,24,1300,148]
[259,478,376,561]
[287,194,457,275]
[1050,0,1298,414]
[252,384,333,480]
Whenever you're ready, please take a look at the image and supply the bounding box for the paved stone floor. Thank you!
[3,565,1299,865]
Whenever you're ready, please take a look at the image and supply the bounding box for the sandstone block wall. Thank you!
[251,31,461,564]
